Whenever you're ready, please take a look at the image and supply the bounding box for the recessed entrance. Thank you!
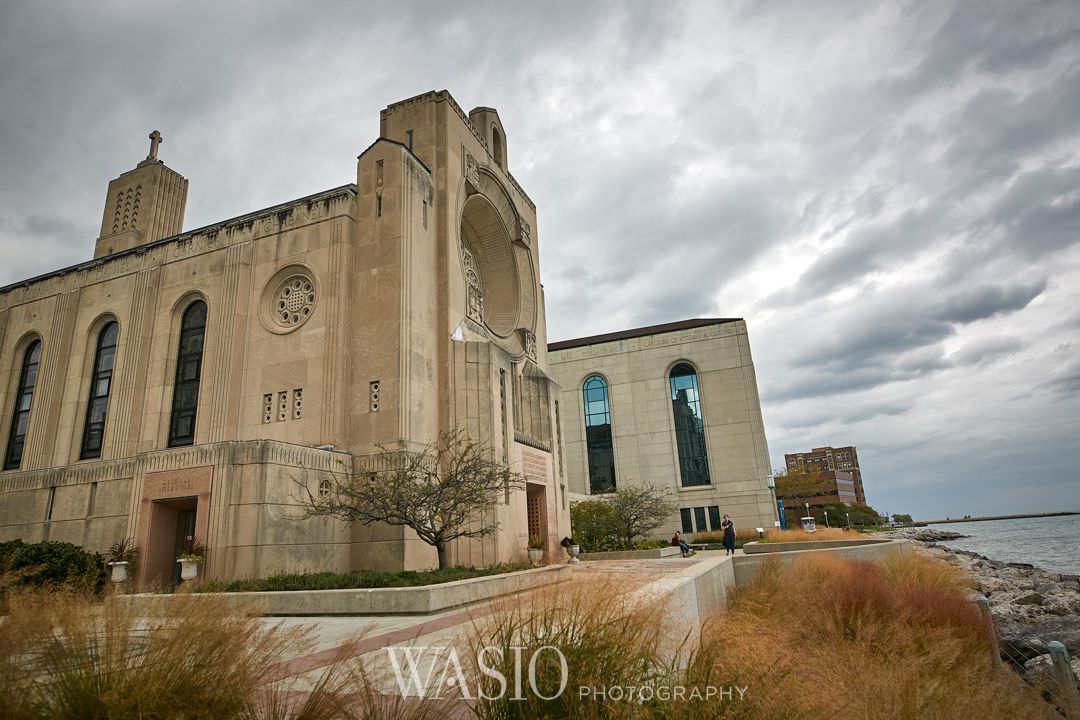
[145,496,197,588]
[526,483,546,543]
[134,466,213,589]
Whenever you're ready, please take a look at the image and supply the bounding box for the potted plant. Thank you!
[106,536,138,583]
[560,536,581,564]
[177,536,205,581]
[527,535,545,565]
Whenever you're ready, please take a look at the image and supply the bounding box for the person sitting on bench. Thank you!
[671,530,694,556]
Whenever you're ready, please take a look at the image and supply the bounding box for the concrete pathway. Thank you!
[251,554,735,711]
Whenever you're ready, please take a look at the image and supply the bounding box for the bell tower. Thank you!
[95,130,188,258]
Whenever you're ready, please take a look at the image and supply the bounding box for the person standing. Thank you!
[721,514,736,555]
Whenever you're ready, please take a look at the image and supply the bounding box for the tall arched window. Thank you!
[669,363,710,487]
[80,322,118,459]
[582,375,615,494]
[4,340,42,470]
[168,301,207,447]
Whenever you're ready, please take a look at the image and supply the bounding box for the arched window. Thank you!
[491,126,503,168]
[582,374,615,494]
[4,340,42,470]
[669,363,710,487]
[80,322,118,459]
[168,301,207,447]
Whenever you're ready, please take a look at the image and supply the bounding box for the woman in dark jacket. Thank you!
[721,514,736,555]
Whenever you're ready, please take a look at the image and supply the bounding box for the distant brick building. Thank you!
[775,469,858,515]
[784,446,865,504]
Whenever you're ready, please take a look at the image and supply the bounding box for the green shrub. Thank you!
[570,499,620,551]
[0,539,104,596]
[570,483,678,551]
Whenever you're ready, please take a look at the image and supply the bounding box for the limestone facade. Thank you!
[548,319,779,539]
[0,90,569,586]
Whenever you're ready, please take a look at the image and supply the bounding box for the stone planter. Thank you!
[528,548,544,566]
[108,561,130,584]
[177,558,200,581]
[566,544,581,564]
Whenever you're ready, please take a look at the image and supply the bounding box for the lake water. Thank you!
[927,515,1080,576]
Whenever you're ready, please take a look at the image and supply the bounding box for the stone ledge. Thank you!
[742,538,888,554]
[732,539,911,586]
[111,564,571,617]
[580,546,683,561]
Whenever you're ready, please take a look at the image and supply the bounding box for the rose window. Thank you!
[274,275,316,327]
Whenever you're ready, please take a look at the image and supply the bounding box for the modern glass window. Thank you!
[4,340,42,470]
[582,374,615,494]
[80,322,118,459]
[680,508,693,534]
[168,301,207,447]
[669,363,711,487]
[694,506,708,533]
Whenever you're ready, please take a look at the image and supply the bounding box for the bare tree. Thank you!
[298,430,525,569]
[605,483,679,547]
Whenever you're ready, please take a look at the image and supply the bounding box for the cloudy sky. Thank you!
[1,1,1078,519]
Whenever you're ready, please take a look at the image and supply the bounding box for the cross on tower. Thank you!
[147,130,162,161]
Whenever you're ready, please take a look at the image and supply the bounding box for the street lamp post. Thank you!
[846,512,851,529]
[824,510,830,528]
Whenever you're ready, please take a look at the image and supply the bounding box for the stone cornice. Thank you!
[0,440,353,493]
[0,185,358,309]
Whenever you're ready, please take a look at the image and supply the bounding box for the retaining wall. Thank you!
[111,564,571,616]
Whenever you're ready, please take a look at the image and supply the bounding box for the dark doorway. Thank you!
[172,507,197,585]
[144,497,198,589]
[526,483,547,544]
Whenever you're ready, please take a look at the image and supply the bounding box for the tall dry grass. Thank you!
[0,589,444,720]
[465,552,1056,719]
[467,575,679,720]
[673,552,1055,720]
[2,553,1059,719]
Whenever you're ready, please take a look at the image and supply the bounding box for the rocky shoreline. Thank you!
[882,529,1080,673]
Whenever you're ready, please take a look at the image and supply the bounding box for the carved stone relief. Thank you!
[522,329,537,361]
[461,243,484,324]
[465,152,481,191]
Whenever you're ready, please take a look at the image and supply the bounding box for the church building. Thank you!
[0,90,569,586]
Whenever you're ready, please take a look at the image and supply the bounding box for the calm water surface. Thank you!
[927,515,1080,575]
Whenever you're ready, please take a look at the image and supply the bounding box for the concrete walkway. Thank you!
[253,553,733,706]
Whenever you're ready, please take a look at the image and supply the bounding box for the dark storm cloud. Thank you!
[0,213,93,284]
[936,280,1046,324]
[775,401,911,431]
[762,276,1046,404]
[885,0,1080,98]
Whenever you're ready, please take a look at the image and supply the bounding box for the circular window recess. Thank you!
[259,264,319,334]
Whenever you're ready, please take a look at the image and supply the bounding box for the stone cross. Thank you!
[147,130,162,161]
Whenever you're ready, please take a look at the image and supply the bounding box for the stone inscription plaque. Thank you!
[520,447,550,484]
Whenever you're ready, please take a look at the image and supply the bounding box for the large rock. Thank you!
[1002,636,1048,664]
[1027,616,1080,655]
[893,529,969,542]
